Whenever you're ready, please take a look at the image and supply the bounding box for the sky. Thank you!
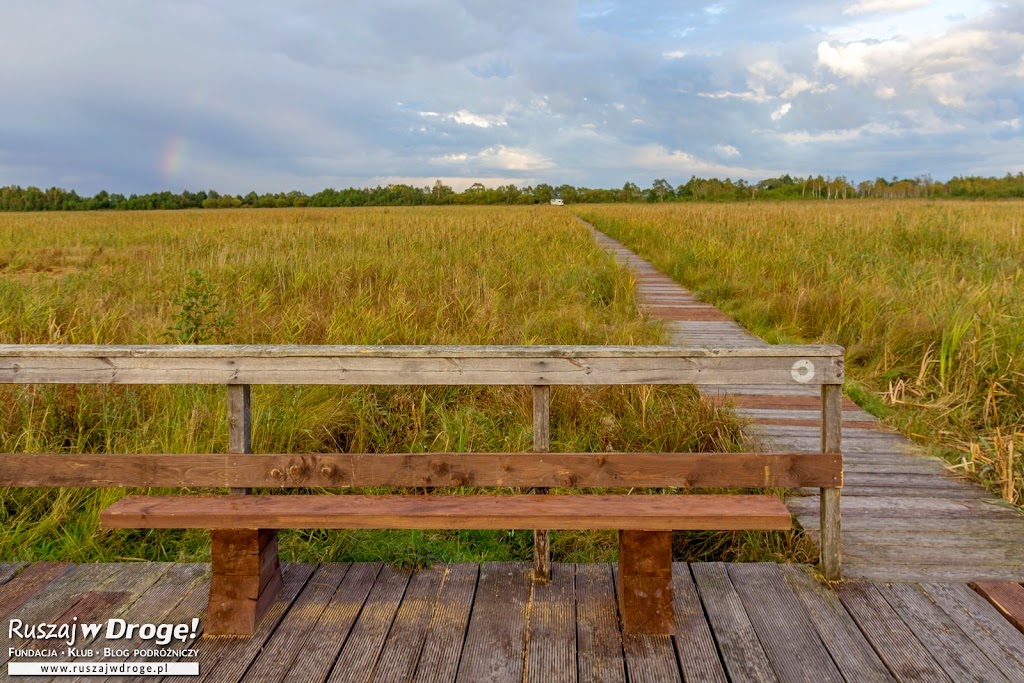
[0,1,1021,194]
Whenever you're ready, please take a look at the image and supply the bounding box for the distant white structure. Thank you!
[550,198,564,206]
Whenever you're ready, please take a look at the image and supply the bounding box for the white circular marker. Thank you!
[791,360,815,384]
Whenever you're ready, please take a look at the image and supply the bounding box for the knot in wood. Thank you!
[270,468,283,479]
[288,465,301,478]
[320,465,334,477]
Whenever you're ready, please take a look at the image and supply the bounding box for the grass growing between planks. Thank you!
[0,206,807,565]
[579,200,1024,505]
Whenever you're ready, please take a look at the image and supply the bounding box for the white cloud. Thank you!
[698,90,773,103]
[714,144,740,157]
[843,0,929,16]
[774,122,901,145]
[663,50,687,59]
[628,144,774,178]
[770,103,792,121]
[435,145,551,172]
[419,109,507,128]
[875,86,897,98]
[817,39,908,80]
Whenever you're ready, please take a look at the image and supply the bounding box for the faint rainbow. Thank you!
[159,135,187,185]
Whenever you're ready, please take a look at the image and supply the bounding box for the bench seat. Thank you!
[100,493,792,531]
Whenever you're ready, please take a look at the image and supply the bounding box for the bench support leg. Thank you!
[617,530,675,635]
[205,529,282,637]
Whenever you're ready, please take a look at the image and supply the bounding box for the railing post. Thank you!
[820,383,842,581]
[228,384,252,495]
[533,385,551,581]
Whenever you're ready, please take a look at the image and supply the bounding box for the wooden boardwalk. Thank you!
[589,223,1024,583]
[5,560,1024,682]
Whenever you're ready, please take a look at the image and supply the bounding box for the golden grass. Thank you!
[579,200,1024,503]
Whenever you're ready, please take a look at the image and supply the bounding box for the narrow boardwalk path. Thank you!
[589,223,1024,583]
[7,561,1024,682]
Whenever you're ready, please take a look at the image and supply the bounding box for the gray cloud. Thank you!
[0,0,1019,194]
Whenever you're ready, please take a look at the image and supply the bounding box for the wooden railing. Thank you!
[0,344,845,579]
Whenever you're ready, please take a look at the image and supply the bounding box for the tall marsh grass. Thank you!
[0,207,778,564]
[580,201,1024,503]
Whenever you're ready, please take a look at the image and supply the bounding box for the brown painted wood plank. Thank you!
[0,562,73,620]
[923,583,1024,682]
[837,582,953,682]
[525,563,577,683]
[971,582,1024,634]
[101,493,794,530]
[878,583,1009,682]
[170,563,316,683]
[617,531,674,635]
[671,565,727,683]
[575,563,626,683]
[728,563,844,682]
[455,562,532,683]
[325,566,412,683]
[370,566,448,683]
[242,562,361,683]
[612,565,681,683]
[781,566,894,682]
[2,452,843,488]
[411,563,478,683]
[690,562,779,682]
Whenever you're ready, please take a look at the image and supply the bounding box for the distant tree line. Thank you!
[1,173,1022,212]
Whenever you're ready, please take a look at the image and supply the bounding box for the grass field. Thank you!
[579,201,1024,504]
[0,207,811,565]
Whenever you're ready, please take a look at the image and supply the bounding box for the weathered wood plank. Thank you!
[1,452,843,488]
[971,582,1024,634]
[575,563,626,683]
[534,384,552,581]
[525,563,577,683]
[0,345,844,386]
[690,562,779,682]
[101,493,794,531]
[844,542,1024,567]
[878,583,1010,682]
[227,384,251,496]
[0,562,73,620]
[820,383,842,581]
[411,563,478,683]
[168,563,315,683]
[842,564,1024,583]
[924,583,1024,681]
[781,566,894,682]
[370,566,447,683]
[102,564,210,682]
[325,566,412,683]
[455,562,531,683]
[242,563,361,683]
[0,343,844,359]
[728,563,844,682]
[837,582,953,681]
[0,562,26,585]
[671,565,728,683]
[0,564,121,667]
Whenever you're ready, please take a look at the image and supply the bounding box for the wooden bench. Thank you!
[0,344,844,637]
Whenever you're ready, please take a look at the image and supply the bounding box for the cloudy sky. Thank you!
[1,1,1021,194]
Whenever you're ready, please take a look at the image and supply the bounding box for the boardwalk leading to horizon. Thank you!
[588,222,1024,583]
[5,560,1024,682]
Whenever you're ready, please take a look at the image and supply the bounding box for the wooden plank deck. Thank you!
[5,561,1024,682]
[588,222,1024,584]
